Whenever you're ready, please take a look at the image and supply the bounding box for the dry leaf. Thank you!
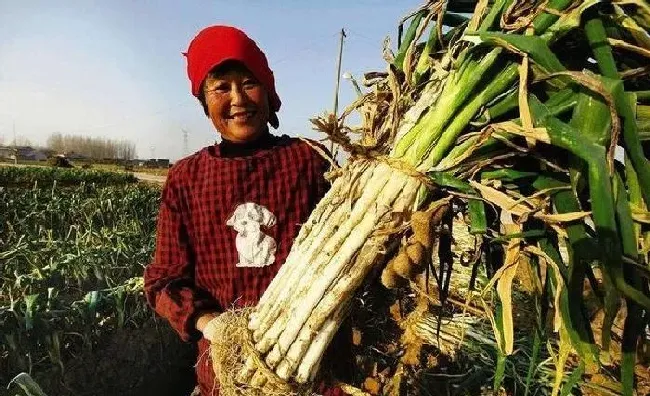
[495,239,521,354]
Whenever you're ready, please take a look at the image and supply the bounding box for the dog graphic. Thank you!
[226,202,277,268]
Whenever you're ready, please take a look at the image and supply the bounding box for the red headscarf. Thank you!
[184,25,281,126]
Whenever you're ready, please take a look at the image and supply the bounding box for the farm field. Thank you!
[0,167,193,396]
[0,161,170,179]
[0,164,166,186]
[91,163,170,178]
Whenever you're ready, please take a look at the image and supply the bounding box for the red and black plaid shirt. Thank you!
[144,133,346,395]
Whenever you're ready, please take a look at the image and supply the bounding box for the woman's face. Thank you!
[203,64,270,143]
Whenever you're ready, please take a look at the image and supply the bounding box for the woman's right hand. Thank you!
[196,312,220,341]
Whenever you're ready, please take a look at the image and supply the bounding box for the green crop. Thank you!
[0,179,160,385]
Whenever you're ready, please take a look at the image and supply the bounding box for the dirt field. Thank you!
[3,321,197,396]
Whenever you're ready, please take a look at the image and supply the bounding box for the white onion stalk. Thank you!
[237,166,423,385]
[276,177,422,381]
[265,166,408,367]
[296,302,349,383]
[249,165,353,329]
[250,162,378,341]
[254,163,395,353]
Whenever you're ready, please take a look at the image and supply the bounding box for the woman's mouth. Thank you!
[229,111,256,122]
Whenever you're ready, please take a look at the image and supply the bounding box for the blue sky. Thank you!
[0,0,422,160]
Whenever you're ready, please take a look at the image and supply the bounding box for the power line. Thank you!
[345,29,383,46]
[270,31,340,66]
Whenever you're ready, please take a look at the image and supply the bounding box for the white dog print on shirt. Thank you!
[226,202,277,268]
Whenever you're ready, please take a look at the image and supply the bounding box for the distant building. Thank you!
[129,159,147,167]
[144,158,170,168]
[67,152,89,161]
[15,146,48,161]
[0,146,14,159]
[156,158,170,168]
[0,145,57,162]
[41,148,56,158]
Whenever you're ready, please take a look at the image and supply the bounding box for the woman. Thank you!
[143,26,348,395]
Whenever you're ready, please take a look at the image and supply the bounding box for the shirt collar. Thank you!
[216,130,279,158]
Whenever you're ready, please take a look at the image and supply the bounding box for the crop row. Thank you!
[0,182,160,386]
[0,166,138,187]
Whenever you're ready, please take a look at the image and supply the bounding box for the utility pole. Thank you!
[331,28,346,154]
[332,28,347,118]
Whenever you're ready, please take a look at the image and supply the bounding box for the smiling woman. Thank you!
[201,61,271,143]
[143,25,348,396]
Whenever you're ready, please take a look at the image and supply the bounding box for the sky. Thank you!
[0,0,423,161]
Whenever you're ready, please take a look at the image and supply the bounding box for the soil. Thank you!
[347,279,491,396]
[5,320,197,396]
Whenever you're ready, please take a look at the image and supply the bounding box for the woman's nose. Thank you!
[230,84,246,105]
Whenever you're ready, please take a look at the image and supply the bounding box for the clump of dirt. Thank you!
[346,280,486,396]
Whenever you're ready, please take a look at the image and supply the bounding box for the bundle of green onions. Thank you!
[210,1,650,395]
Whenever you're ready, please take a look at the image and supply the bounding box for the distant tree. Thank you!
[14,136,32,146]
[117,139,136,161]
[45,133,137,160]
[47,133,65,153]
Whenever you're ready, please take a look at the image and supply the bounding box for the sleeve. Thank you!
[144,169,221,342]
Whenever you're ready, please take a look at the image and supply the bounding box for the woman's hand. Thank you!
[195,312,220,341]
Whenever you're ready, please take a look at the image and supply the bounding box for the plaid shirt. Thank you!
[144,134,346,395]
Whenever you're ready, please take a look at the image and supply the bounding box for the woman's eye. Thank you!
[243,80,259,89]
[209,83,229,93]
